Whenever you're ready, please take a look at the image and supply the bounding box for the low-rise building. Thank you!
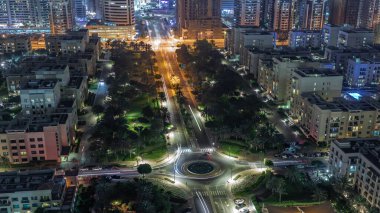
[293,93,380,144]
[0,169,67,212]
[20,80,61,115]
[269,55,334,105]
[321,24,341,48]
[86,19,136,40]
[324,46,380,72]
[337,28,374,49]
[347,58,380,87]
[288,30,322,49]
[45,29,89,55]
[30,34,46,50]
[291,68,343,103]
[0,35,31,54]
[4,113,72,164]
[329,138,380,209]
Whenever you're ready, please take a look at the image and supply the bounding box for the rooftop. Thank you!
[0,169,64,194]
[294,68,341,77]
[340,28,373,34]
[333,139,380,171]
[21,79,58,90]
[302,93,380,111]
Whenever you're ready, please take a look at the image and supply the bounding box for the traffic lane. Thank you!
[194,191,214,213]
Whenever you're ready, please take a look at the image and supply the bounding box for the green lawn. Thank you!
[219,140,248,158]
[142,146,167,160]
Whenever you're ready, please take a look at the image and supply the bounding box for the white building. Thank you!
[289,30,322,49]
[329,138,380,209]
[0,170,67,213]
[321,24,341,48]
[337,28,374,49]
[347,58,380,87]
[20,80,61,115]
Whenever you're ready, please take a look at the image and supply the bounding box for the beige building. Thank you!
[86,19,136,40]
[329,138,380,209]
[291,68,343,103]
[293,93,380,144]
[265,55,334,105]
[45,29,89,55]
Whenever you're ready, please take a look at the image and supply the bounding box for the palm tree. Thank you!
[312,187,327,202]
[275,178,286,202]
[265,176,276,195]
[285,166,300,184]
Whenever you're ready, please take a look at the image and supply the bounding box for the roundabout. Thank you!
[176,155,225,179]
[187,161,215,175]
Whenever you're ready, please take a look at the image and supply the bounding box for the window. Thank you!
[32,203,38,207]
[40,157,45,160]
[20,146,26,149]
[18,139,24,143]
[12,152,18,156]
[11,146,17,150]
[1,139,6,143]
[31,151,36,154]
[29,138,35,142]
[13,204,19,209]
[21,158,27,162]
[10,140,16,143]
[30,145,36,148]
[1,146,7,150]
[12,198,18,201]
[37,138,43,142]
[39,150,44,154]
[38,144,43,148]
[20,151,27,156]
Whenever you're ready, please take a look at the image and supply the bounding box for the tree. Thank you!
[142,105,154,118]
[312,187,327,202]
[275,178,286,202]
[285,166,301,184]
[264,159,273,167]
[92,104,105,115]
[137,163,152,178]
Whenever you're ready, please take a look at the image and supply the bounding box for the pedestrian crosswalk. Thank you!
[193,190,226,196]
[179,147,215,153]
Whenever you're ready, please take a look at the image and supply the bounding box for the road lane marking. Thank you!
[188,105,202,131]
[196,191,209,213]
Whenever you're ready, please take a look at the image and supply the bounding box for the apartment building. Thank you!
[269,55,334,105]
[293,93,380,144]
[33,65,70,86]
[324,46,380,72]
[45,29,89,55]
[3,113,72,164]
[0,35,31,54]
[337,28,374,49]
[291,68,343,102]
[0,169,67,212]
[288,30,322,49]
[321,24,341,48]
[86,19,136,40]
[329,138,380,209]
[347,58,380,87]
[20,80,61,115]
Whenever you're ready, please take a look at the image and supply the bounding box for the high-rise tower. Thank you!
[234,0,262,27]
[49,0,74,34]
[176,0,224,39]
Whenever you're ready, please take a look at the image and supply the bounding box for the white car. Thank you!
[239,208,249,213]
[79,168,89,171]
[93,167,102,171]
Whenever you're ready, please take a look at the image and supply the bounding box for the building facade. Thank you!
[347,58,380,87]
[49,0,74,34]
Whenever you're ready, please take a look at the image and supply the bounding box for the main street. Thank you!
[145,19,246,213]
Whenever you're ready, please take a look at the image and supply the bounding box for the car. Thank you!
[274,154,280,158]
[239,208,250,213]
[235,203,246,210]
[93,167,102,171]
[281,155,288,159]
[234,198,245,205]
[79,168,89,171]
[111,175,121,179]
[293,154,300,159]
